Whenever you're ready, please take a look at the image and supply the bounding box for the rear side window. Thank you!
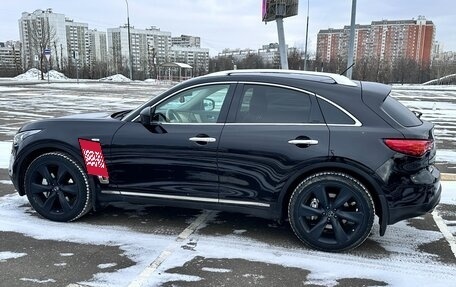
[318,98,355,125]
[381,96,422,127]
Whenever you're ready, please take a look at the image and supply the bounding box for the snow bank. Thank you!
[14,69,68,81]
[46,70,68,80]
[99,74,131,82]
[14,68,41,81]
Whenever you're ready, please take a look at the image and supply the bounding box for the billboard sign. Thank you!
[262,0,299,22]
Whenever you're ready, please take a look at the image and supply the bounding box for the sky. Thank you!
[1,0,455,56]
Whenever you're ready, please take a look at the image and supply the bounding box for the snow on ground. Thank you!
[14,69,68,81]
[392,84,456,91]
[0,193,173,286]
[441,181,456,205]
[0,192,454,286]
[0,251,27,261]
[99,74,131,82]
[0,142,12,169]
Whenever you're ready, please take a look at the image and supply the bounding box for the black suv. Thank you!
[9,70,441,252]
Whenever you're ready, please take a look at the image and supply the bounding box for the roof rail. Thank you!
[207,69,358,87]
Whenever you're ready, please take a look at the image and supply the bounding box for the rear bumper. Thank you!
[387,166,441,224]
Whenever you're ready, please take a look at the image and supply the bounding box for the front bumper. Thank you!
[387,166,441,224]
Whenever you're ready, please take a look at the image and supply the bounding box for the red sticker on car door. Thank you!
[78,139,109,178]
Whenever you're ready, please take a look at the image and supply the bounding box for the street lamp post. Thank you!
[125,0,133,80]
[303,0,310,71]
[346,0,357,79]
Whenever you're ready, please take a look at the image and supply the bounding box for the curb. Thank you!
[442,173,456,181]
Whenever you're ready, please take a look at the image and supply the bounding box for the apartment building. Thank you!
[65,19,90,66]
[18,9,68,69]
[317,16,435,66]
[172,35,201,48]
[107,25,171,73]
[0,41,22,71]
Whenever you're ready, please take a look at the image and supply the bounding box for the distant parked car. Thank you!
[9,70,441,252]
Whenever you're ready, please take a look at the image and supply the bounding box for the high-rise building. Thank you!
[107,25,171,73]
[89,29,107,64]
[317,16,435,66]
[65,19,90,67]
[0,41,22,71]
[18,9,68,69]
[169,46,209,74]
[172,35,201,48]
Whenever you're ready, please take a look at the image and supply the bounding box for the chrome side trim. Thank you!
[225,123,326,126]
[219,199,270,207]
[100,190,270,208]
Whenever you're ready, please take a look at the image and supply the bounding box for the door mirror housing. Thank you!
[140,107,153,125]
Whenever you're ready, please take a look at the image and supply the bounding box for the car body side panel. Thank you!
[217,125,330,203]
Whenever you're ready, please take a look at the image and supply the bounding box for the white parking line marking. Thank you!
[128,210,214,287]
[432,210,456,258]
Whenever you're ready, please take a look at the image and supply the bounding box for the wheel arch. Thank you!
[278,159,389,235]
[16,141,86,196]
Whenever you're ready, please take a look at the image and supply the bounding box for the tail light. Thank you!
[384,139,433,157]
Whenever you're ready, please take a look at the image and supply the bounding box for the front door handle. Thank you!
[288,139,319,145]
[189,137,217,143]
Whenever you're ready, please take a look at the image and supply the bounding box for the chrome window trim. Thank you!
[131,81,362,127]
[225,123,327,126]
[101,190,270,208]
[131,81,238,122]
[235,82,363,127]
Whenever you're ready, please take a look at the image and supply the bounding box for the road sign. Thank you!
[44,48,51,61]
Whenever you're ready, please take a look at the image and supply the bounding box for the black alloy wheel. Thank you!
[288,172,374,252]
[24,152,92,222]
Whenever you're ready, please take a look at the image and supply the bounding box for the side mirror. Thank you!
[203,99,215,111]
[140,107,152,125]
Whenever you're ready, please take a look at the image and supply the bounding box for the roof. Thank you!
[160,62,192,69]
[206,69,358,87]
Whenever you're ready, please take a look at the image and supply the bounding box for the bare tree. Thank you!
[28,17,56,80]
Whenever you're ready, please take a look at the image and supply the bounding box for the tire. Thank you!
[288,172,374,252]
[24,152,92,222]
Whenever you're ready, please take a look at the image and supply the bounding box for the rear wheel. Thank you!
[288,172,374,252]
[24,152,92,222]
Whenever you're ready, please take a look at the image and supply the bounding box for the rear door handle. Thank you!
[288,139,319,145]
[189,137,216,143]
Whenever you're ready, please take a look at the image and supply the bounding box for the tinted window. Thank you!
[381,96,422,127]
[235,85,313,123]
[155,84,230,123]
[318,99,355,125]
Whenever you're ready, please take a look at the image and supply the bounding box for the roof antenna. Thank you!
[340,62,355,76]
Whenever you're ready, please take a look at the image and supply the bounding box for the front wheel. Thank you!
[24,152,93,222]
[288,172,374,252]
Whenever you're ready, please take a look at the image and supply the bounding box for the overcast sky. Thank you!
[1,0,455,55]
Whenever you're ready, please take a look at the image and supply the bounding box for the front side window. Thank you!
[235,84,314,123]
[155,84,230,123]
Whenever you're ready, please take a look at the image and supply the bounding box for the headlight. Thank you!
[13,130,41,146]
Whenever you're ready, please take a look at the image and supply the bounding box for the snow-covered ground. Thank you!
[0,182,454,286]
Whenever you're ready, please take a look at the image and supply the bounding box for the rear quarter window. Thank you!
[381,96,422,127]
